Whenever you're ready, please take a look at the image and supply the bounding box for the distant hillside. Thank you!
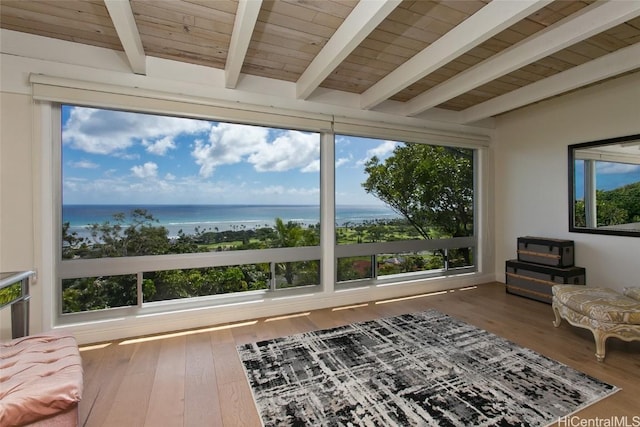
[597,180,640,224]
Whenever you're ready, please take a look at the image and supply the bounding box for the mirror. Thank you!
[569,134,640,236]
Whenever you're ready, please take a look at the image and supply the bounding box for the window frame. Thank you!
[44,94,487,327]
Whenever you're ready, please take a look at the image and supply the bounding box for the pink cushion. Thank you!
[0,333,83,426]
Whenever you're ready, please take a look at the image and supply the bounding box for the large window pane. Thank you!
[62,274,137,313]
[335,135,474,283]
[60,105,321,309]
[61,105,321,258]
[143,264,270,303]
[275,260,320,289]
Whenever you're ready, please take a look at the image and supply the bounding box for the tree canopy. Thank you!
[362,143,474,240]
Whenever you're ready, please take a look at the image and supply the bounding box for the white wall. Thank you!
[494,71,640,291]
[0,92,41,339]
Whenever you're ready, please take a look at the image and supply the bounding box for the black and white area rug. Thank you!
[237,309,618,426]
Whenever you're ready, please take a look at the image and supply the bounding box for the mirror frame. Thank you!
[568,133,640,237]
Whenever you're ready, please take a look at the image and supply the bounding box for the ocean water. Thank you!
[63,204,400,238]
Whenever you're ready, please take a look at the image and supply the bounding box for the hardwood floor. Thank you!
[78,282,640,426]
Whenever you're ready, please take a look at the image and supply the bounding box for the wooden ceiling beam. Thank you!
[460,42,640,123]
[406,1,640,116]
[225,0,262,89]
[360,0,553,111]
[104,0,146,75]
[296,0,401,100]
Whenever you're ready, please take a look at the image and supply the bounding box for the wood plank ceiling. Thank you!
[1,0,640,123]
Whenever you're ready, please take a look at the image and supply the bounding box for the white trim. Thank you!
[321,132,336,293]
[55,273,494,345]
[104,0,146,75]
[225,0,262,89]
[36,102,56,333]
[29,74,491,146]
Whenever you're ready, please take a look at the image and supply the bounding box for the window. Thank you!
[334,135,475,285]
[60,105,320,313]
[55,102,480,320]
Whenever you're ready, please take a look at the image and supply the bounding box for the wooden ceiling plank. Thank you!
[405,0,640,116]
[253,21,327,47]
[0,18,121,50]
[248,41,315,62]
[226,0,262,88]
[139,0,237,24]
[296,0,401,99]
[364,28,432,53]
[134,16,231,46]
[104,0,146,74]
[440,1,488,16]
[257,9,337,38]
[2,1,114,26]
[361,0,553,110]
[461,42,640,123]
[182,0,239,15]
[282,0,357,19]
[131,3,197,29]
[249,28,323,55]
[50,0,113,18]
[0,4,118,38]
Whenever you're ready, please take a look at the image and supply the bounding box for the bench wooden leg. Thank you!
[592,329,607,362]
[552,302,563,327]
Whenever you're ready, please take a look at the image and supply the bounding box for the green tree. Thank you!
[86,209,169,257]
[362,144,474,262]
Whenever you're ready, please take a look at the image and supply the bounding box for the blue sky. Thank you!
[573,159,640,199]
[62,106,397,205]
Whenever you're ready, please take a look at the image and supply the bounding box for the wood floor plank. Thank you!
[101,341,161,427]
[184,333,223,427]
[79,282,640,427]
[81,342,136,427]
[144,336,187,427]
[219,379,262,427]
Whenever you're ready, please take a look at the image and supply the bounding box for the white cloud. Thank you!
[131,162,158,178]
[165,173,176,180]
[191,124,319,177]
[68,160,99,169]
[597,162,640,174]
[356,140,398,166]
[368,140,397,158]
[249,130,319,172]
[143,136,176,156]
[63,107,210,155]
[335,156,351,168]
[192,123,269,177]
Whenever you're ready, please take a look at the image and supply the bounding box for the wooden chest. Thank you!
[505,259,585,304]
[517,236,575,268]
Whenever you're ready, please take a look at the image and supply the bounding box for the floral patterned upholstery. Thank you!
[623,287,640,301]
[553,285,640,325]
[552,285,640,362]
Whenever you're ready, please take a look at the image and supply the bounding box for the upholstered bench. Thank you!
[552,285,640,362]
[0,333,83,426]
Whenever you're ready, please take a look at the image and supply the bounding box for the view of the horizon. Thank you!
[62,105,397,206]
